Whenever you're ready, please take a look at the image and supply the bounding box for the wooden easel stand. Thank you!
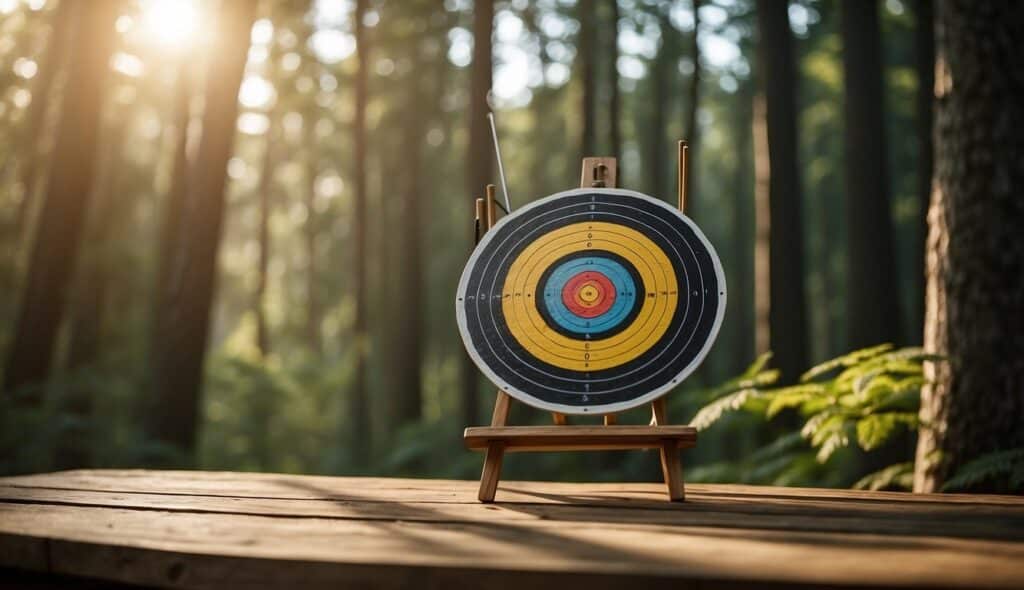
[465,145,697,503]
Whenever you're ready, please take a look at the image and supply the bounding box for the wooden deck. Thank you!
[0,470,1022,589]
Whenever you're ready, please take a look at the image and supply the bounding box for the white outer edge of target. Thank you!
[455,187,728,416]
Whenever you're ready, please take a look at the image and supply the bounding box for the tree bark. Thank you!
[912,0,934,343]
[56,114,128,469]
[684,0,703,214]
[579,0,597,159]
[841,0,901,349]
[461,0,494,427]
[755,0,808,383]
[154,60,194,322]
[752,92,770,357]
[607,0,621,165]
[731,80,754,372]
[914,0,1024,492]
[3,0,118,400]
[147,0,256,459]
[15,0,74,239]
[350,0,372,459]
[255,111,279,358]
[646,14,673,200]
[393,57,427,428]
[303,117,322,358]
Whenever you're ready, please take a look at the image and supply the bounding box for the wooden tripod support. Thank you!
[464,143,698,503]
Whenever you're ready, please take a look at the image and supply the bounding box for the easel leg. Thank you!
[479,442,505,502]
[659,440,685,502]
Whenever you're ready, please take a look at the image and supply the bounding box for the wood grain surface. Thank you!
[1,470,1022,589]
[464,425,697,451]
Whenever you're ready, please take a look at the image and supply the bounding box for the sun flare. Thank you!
[140,0,200,47]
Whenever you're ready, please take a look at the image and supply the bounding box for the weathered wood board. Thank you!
[1,470,1023,589]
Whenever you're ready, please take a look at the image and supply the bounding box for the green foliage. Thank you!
[199,351,350,474]
[854,461,915,491]
[692,345,933,489]
[942,448,1024,492]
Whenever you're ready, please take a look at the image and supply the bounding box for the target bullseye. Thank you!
[456,188,726,414]
[562,272,615,317]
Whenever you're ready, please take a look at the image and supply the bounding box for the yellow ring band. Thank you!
[500,221,679,371]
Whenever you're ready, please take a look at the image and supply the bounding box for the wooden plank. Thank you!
[0,500,1022,589]
[4,470,1021,507]
[465,426,697,452]
[2,484,1022,541]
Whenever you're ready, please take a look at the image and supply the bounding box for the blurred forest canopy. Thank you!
[0,0,1021,492]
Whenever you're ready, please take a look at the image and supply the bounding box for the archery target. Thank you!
[456,188,726,415]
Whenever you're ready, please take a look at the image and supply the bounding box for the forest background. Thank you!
[1,0,1020,493]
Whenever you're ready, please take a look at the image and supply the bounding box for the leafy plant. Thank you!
[691,344,937,489]
[942,448,1024,492]
[854,461,915,491]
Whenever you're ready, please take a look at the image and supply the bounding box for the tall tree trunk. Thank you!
[154,61,194,325]
[684,0,703,214]
[752,92,770,356]
[350,0,372,460]
[914,0,1024,493]
[55,115,128,469]
[461,0,493,427]
[15,0,74,240]
[392,27,429,427]
[3,0,118,400]
[394,119,425,426]
[754,0,808,383]
[255,112,279,358]
[731,81,754,371]
[912,0,934,343]
[579,0,597,158]
[607,0,621,165]
[147,0,256,460]
[841,0,900,349]
[647,15,672,199]
[303,116,322,357]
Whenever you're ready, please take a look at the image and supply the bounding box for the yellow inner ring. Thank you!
[577,284,600,304]
[501,221,679,371]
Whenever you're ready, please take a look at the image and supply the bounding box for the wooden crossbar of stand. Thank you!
[465,425,697,452]
[466,144,696,503]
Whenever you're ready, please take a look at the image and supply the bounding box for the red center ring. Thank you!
[562,271,617,318]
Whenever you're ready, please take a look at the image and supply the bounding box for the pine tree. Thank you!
[914,0,1024,492]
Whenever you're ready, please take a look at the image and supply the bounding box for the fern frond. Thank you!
[747,431,807,463]
[855,412,918,451]
[800,343,894,383]
[689,388,764,431]
[741,351,774,380]
[815,428,850,463]
[942,448,1024,492]
[764,384,824,418]
[854,462,915,491]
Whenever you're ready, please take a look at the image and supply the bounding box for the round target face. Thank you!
[456,188,726,415]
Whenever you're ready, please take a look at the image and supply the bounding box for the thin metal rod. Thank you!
[677,140,689,214]
[487,113,513,213]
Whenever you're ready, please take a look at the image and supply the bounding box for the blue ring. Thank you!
[541,257,638,336]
